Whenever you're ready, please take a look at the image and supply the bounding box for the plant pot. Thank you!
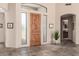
[53,39,58,45]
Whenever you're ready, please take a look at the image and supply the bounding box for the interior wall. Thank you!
[1,3,79,48]
[15,4,22,48]
[0,3,16,47]
[5,3,79,48]
[0,3,8,9]
[6,3,16,47]
[40,3,56,44]
[0,3,8,46]
[55,3,79,44]
[0,13,5,42]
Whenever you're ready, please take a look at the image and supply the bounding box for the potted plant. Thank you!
[53,31,59,44]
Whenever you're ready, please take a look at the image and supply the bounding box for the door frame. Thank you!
[21,9,48,47]
[60,14,76,44]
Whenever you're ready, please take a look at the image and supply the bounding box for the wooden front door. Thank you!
[30,13,41,46]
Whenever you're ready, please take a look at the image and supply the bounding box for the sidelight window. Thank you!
[43,15,47,42]
[21,13,27,45]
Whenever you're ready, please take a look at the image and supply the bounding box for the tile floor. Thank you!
[0,44,79,56]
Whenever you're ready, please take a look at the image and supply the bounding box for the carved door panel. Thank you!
[30,13,41,46]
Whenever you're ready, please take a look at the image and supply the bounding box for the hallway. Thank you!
[0,44,79,56]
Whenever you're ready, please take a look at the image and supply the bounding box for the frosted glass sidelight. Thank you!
[21,13,27,45]
[43,15,47,42]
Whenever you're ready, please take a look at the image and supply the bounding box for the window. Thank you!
[21,3,47,13]
[43,15,47,42]
[21,13,27,45]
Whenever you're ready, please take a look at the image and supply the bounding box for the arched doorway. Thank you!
[60,14,76,45]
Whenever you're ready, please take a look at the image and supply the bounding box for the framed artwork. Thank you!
[49,24,53,29]
[0,23,3,28]
[7,23,13,29]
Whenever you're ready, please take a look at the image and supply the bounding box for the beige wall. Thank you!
[55,3,79,44]
[2,3,79,48]
[0,13,5,42]
[0,3,16,47]
[15,4,22,48]
[6,3,16,47]
[0,3,8,9]
[40,3,56,44]
[0,3,8,43]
